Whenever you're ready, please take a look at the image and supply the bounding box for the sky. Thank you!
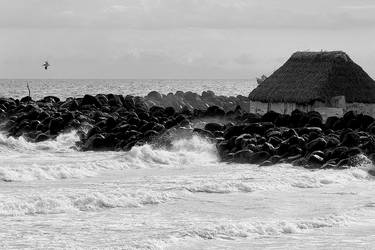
[0,0,375,79]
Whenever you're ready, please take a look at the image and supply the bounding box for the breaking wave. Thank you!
[0,131,219,181]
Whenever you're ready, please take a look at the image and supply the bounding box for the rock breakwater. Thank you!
[1,92,375,170]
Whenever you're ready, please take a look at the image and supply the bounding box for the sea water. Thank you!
[1,79,375,249]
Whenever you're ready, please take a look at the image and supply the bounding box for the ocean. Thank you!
[1,79,375,249]
[0,79,255,99]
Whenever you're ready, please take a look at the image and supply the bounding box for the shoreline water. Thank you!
[0,79,256,100]
[1,87,375,249]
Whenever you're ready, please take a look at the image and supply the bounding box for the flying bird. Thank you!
[42,61,50,70]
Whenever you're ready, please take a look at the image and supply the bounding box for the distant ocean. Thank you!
[0,79,256,99]
[1,79,375,249]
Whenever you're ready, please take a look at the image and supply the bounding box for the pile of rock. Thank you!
[1,93,375,170]
[210,110,375,169]
[144,90,249,112]
[0,94,239,151]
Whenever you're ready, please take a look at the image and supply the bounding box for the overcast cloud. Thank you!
[0,0,374,78]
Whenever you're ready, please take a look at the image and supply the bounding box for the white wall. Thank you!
[250,100,375,118]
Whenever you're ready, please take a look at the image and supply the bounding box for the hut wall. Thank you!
[249,101,314,115]
[345,103,375,117]
[250,100,375,118]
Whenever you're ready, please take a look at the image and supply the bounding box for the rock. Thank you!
[35,133,50,142]
[331,146,348,159]
[49,117,64,135]
[342,147,362,158]
[204,123,224,132]
[144,130,159,139]
[165,107,175,117]
[306,137,327,152]
[123,95,135,109]
[147,91,163,101]
[260,160,273,166]
[106,117,117,130]
[193,128,215,139]
[61,112,74,123]
[326,136,340,148]
[242,113,261,123]
[336,158,349,169]
[202,90,215,99]
[281,129,298,139]
[341,131,360,147]
[107,94,123,107]
[205,106,225,117]
[232,149,254,163]
[325,116,339,129]
[308,154,324,168]
[361,115,374,130]
[152,124,165,132]
[299,127,322,136]
[83,134,106,150]
[223,125,245,140]
[262,111,280,123]
[43,96,60,103]
[248,151,271,164]
[20,96,32,103]
[268,136,282,147]
[81,94,101,107]
[269,155,282,164]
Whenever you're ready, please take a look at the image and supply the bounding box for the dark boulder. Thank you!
[242,113,261,123]
[149,106,165,117]
[262,111,280,123]
[331,146,348,159]
[81,94,101,107]
[147,91,163,101]
[83,134,106,150]
[248,151,271,164]
[341,131,360,147]
[20,96,32,103]
[325,116,339,130]
[43,96,60,103]
[144,130,159,139]
[361,115,374,130]
[205,106,225,117]
[106,117,117,130]
[165,107,175,117]
[35,133,50,142]
[204,123,224,132]
[49,117,64,135]
[232,149,254,163]
[223,125,245,140]
[269,155,282,164]
[193,128,215,139]
[306,137,327,152]
[152,124,165,132]
[123,95,136,109]
[307,154,325,168]
[342,147,362,159]
[107,94,123,107]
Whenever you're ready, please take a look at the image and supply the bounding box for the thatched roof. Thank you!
[249,51,375,104]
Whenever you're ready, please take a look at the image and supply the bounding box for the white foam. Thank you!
[0,189,175,216]
[0,132,219,181]
[182,213,352,240]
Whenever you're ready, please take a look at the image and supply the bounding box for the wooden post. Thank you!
[26,81,31,103]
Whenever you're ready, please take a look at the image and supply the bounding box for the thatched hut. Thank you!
[249,51,375,118]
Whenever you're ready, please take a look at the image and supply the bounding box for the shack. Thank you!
[249,51,375,119]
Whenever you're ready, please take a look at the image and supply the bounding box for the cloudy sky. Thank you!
[0,0,375,79]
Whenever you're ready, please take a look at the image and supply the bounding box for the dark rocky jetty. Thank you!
[215,109,375,169]
[1,92,375,170]
[144,90,250,112]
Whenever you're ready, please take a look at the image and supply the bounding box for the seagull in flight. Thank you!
[42,61,50,70]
